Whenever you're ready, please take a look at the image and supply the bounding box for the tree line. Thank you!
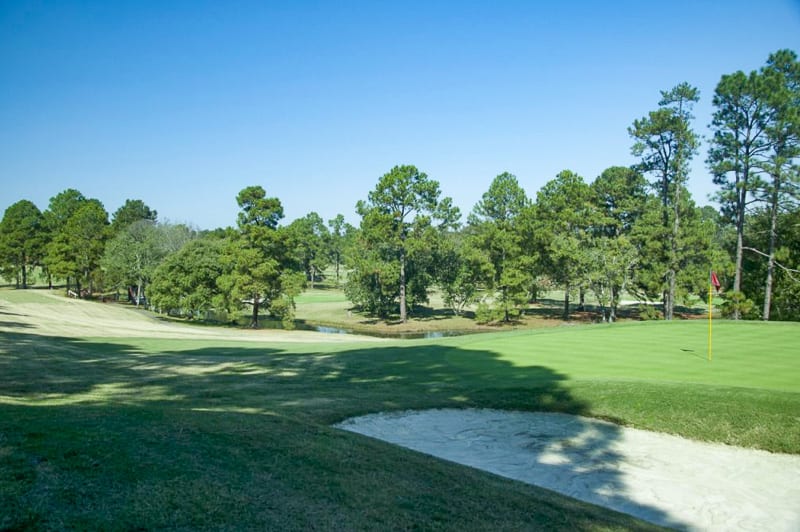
[1,50,798,324]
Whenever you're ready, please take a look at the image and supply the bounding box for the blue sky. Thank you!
[2,1,799,230]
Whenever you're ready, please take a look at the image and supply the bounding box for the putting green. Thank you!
[443,320,800,392]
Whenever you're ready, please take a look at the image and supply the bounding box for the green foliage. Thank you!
[326,214,354,287]
[287,212,330,287]
[474,301,505,324]
[0,199,45,288]
[630,83,700,320]
[585,167,649,322]
[102,221,194,302]
[637,304,663,321]
[719,290,756,319]
[216,186,301,328]
[45,197,110,294]
[343,239,400,317]
[534,170,594,320]
[467,173,534,322]
[348,165,460,321]
[437,235,492,316]
[741,206,800,321]
[110,199,157,234]
[149,235,227,317]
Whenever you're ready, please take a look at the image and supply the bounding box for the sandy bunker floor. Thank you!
[337,409,800,531]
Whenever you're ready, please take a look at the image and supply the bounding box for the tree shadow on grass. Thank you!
[0,331,683,530]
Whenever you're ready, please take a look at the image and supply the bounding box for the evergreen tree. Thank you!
[217,186,304,328]
[630,83,700,319]
[534,170,594,320]
[349,165,459,322]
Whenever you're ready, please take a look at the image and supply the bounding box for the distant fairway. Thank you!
[2,289,798,530]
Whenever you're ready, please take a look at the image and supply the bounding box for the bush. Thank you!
[719,291,757,319]
[637,304,663,321]
[475,302,505,324]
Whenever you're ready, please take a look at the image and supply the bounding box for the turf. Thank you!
[2,292,798,530]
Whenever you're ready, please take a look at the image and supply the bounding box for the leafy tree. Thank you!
[343,234,400,317]
[587,166,648,321]
[111,199,157,233]
[437,234,492,316]
[585,234,638,322]
[102,221,195,305]
[534,170,594,320]
[288,212,330,288]
[351,165,459,322]
[149,234,228,318]
[217,186,304,328]
[42,189,86,289]
[629,82,700,319]
[47,199,110,296]
[466,172,533,322]
[0,200,45,288]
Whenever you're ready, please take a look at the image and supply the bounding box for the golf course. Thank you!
[1,289,799,530]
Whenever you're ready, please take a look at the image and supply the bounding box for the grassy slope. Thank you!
[2,292,798,530]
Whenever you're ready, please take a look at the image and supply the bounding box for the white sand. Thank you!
[336,409,800,531]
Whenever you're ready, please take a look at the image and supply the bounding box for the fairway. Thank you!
[2,290,799,530]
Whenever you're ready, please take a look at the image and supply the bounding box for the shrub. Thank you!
[719,291,757,319]
[637,304,663,321]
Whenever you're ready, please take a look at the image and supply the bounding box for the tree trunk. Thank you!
[21,260,28,289]
[251,294,260,328]
[763,186,780,321]
[732,214,744,321]
[310,264,316,289]
[666,269,675,320]
[666,181,681,321]
[610,286,618,323]
[134,280,140,307]
[399,250,407,322]
[563,282,570,321]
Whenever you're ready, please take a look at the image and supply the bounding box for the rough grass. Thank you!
[2,290,798,530]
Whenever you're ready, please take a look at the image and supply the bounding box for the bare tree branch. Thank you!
[743,246,800,282]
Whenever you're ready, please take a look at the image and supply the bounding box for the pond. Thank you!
[311,325,476,340]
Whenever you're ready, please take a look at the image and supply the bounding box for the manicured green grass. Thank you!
[2,307,798,529]
[0,288,67,304]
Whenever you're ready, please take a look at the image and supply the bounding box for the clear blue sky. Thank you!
[2,1,799,230]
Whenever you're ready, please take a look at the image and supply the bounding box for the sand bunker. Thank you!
[336,409,800,531]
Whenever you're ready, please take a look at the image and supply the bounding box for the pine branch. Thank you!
[743,246,800,282]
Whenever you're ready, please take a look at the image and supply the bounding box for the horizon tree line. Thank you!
[1,49,797,323]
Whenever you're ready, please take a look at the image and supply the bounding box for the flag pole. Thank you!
[708,270,713,362]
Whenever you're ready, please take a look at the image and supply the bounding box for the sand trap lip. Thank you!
[336,409,800,531]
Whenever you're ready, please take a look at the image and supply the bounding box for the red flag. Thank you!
[710,271,721,292]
